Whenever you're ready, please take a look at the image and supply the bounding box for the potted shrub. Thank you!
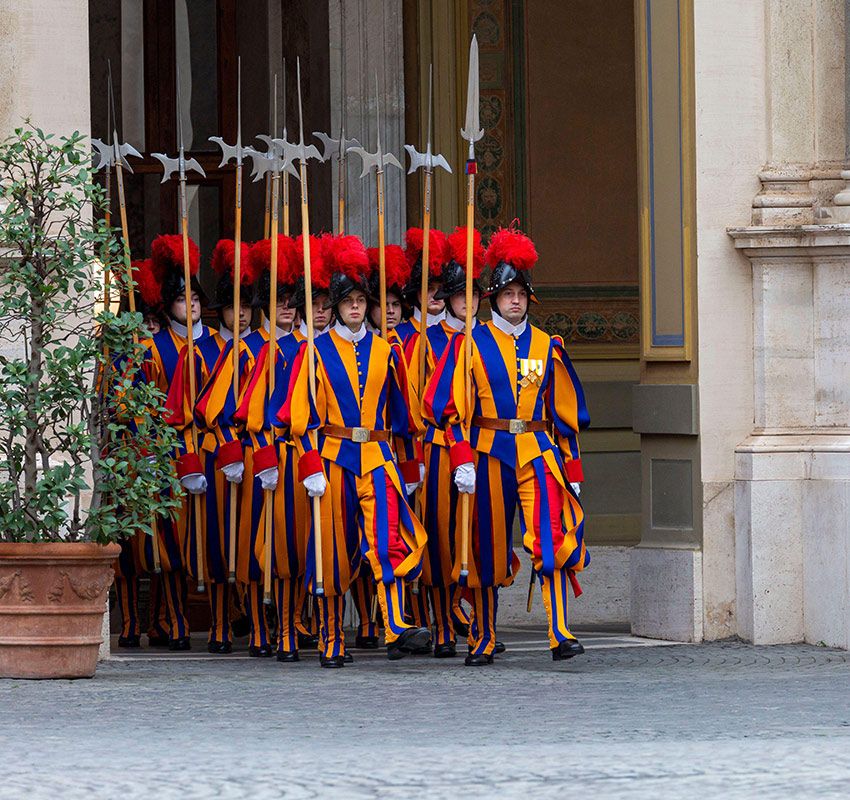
[0,124,179,679]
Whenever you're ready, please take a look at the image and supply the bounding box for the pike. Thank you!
[348,74,403,338]
[313,5,360,236]
[288,57,326,595]
[459,35,484,583]
[92,62,160,572]
[152,65,208,592]
[209,56,245,585]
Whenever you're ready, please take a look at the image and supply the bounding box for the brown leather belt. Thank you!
[472,416,548,434]
[323,425,391,443]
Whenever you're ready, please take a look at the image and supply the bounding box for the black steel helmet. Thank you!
[161,271,207,312]
[434,259,480,300]
[483,227,539,304]
[326,270,368,310]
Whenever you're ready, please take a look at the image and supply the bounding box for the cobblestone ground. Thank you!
[3,629,850,799]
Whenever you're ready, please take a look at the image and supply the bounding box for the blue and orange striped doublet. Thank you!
[281,327,427,643]
[424,320,590,587]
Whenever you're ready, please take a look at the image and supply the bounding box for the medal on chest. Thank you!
[518,357,543,389]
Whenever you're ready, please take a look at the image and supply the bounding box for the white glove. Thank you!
[453,462,476,494]
[221,462,244,484]
[303,472,327,498]
[257,467,279,491]
[405,481,420,496]
[180,473,207,495]
[570,481,581,497]
[419,463,426,484]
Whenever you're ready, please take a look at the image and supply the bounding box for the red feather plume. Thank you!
[132,258,162,307]
[447,227,484,278]
[367,244,410,289]
[296,234,330,290]
[248,236,299,285]
[326,234,369,281]
[150,233,200,277]
[404,227,448,277]
[211,239,255,286]
[484,227,538,272]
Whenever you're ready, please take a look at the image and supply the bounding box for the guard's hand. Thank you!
[303,472,327,498]
[257,467,279,491]
[180,473,208,495]
[419,462,426,484]
[453,462,476,494]
[405,481,421,496]
[570,481,581,497]
[221,462,244,484]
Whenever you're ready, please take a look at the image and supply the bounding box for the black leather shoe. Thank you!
[343,652,354,664]
[354,635,380,649]
[320,655,345,669]
[494,640,506,654]
[168,636,191,651]
[298,632,320,649]
[231,615,251,638]
[552,639,585,661]
[464,652,494,666]
[276,650,300,663]
[147,634,170,648]
[207,641,232,654]
[118,635,141,648]
[387,626,432,660]
[434,642,457,658]
[249,644,274,658]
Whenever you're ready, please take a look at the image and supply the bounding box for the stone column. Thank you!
[328,0,407,245]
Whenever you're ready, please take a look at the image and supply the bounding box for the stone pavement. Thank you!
[3,629,850,799]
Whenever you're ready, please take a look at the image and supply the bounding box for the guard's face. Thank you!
[144,315,161,336]
[170,291,200,325]
[275,292,296,330]
[385,292,402,329]
[420,284,445,316]
[338,289,367,329]
[312,293,333,330]
[223,301,252,334]
[495,283,528,326]
[448,288,480,322]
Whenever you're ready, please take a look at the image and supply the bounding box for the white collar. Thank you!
[333,320,367,343]
[263,317,295,337]
[413,306,446,326]
[170,319,204,340]
[219,325,233,342]
[298,320,330,337]
[490,309,527,338]
[444,311,478,332]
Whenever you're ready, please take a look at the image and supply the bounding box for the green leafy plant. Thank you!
[0,124,180,543]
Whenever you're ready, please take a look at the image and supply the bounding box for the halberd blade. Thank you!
[151,153,179,183]
[461,35,484,144]
[91,138,112,172]
[209,136,239,168]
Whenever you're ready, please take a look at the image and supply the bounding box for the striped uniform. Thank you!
[280,325,427,659]
[424,320,589,655]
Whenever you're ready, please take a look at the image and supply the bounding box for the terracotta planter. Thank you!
[0,542,119,679]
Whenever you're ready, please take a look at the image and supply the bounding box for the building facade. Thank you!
[2,0,848,646]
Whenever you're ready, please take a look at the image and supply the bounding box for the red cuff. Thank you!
[297,450,322,482]
[399,459,421,485]
[565,459,584,483]
[253,444,278,473]
[176,452,203,479]
[449,441,475,471]
[216,439,243,469]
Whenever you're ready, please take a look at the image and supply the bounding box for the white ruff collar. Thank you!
[490,309,527,338]
[333,320,367,343]
[170,319,203,340]
[413,306,446,326]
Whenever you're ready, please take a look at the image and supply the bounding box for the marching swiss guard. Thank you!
[424,226,590,664]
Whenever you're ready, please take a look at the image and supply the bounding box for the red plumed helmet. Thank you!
[326,234,369,281]
[132,258,162,308]
[404,227,448,278]
[150,233,200,277]
[367,244,410,293]
[447,226,484,278]
[296,234,329,289]
[484,226,538,272]
[248,235,299,286]
[211,239,256,285]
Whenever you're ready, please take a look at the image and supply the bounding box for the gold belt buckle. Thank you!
[351,426,370,443]
[509,419,527,435]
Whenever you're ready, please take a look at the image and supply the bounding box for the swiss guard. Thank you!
[280,234,430,668]
[140,234,213,651]
[424,226,590,664]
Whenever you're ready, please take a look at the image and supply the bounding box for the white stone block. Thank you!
[814,261,850,426]
[630,547,703,642]
[702,481,737,640]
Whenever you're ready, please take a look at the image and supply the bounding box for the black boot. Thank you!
[354,634,380,649]
[298,632,320,649]
[387,626,432,660]
[231,614,251,638]
[494,640,506,654]
[343,651,354,663]
[552,638,585,661]
[464,652,494,666]
[118,635,141,648]
[147,633,170,648]
[319,654,345,669]
[433,641,457,658]
[207,641,232,654]
[248,644,274,658]
[168,636,191,651]
[276,650,300,663]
